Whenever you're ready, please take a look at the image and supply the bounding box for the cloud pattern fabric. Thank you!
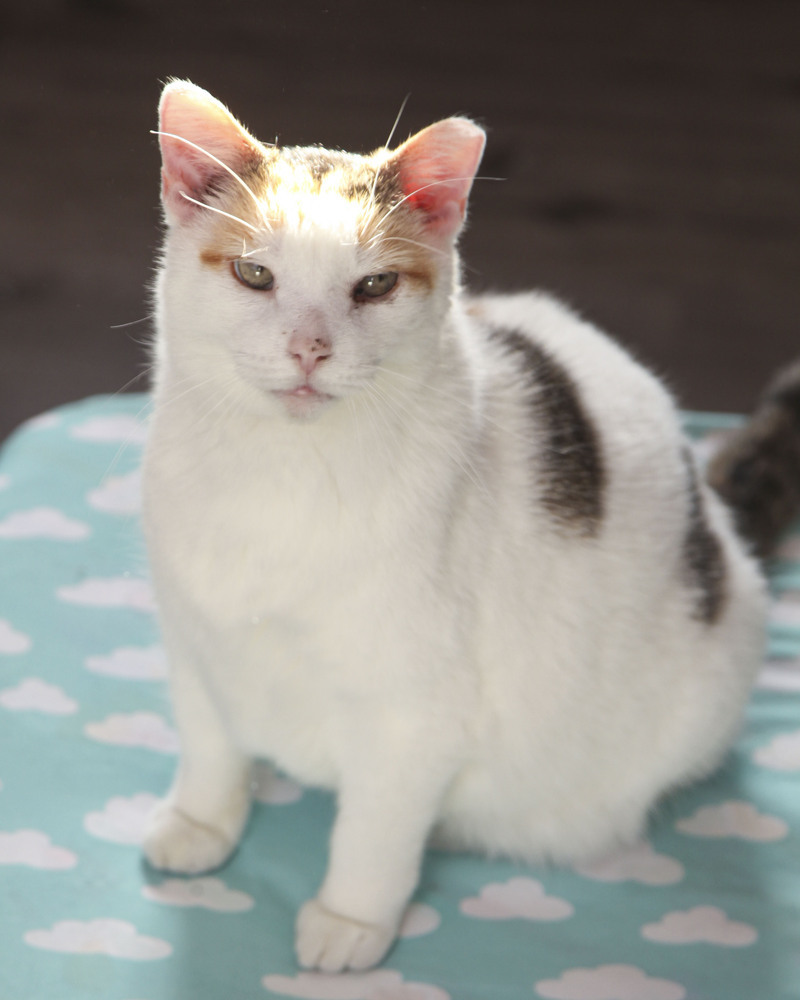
[0,396,798,1000]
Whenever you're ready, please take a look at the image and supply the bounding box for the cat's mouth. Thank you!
[274,383,335,419]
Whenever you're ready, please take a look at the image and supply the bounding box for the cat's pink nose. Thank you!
[287,330,332,375]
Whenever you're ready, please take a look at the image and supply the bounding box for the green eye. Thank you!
[353,271,398,301]
[233,259,275,290]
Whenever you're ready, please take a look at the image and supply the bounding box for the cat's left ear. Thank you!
[157,79,262,225]
[389,118,486,243]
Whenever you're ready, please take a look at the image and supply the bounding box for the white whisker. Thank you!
[375,362,525,450]
[96,379,156,484]
[152,129,270,228]
[367,94,411,214]
[374,174,504,231]
[178,192,260,233]
[384,94,411,152]
[368,233,450,261]
[109,316,151,330]
[373,372,493,502]
[240,244,274,258]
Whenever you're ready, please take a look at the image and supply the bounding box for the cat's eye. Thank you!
[353,272,398,301]
[232,259,275,291]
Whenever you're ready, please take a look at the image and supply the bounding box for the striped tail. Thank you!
[707,362,800,560]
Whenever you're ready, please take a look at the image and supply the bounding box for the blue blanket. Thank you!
[1,395,798,1000]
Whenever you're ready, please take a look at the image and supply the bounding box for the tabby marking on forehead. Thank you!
[489,326,606,536]
[194,143,436,288]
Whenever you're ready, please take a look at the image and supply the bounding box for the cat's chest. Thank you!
[143,422,399,625]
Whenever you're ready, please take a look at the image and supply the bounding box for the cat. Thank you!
[141,79,800,973]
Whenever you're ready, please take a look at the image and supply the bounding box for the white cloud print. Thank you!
[143,876,254,912]
[460,877,573,921]
[24,919,171,960]
[57,576,156,613]
[0,830,77,870]
[85,645,167,681]
[87,469,142,515]
[574,841,684,886]
[84,793,160,845]
[398,903,441,939]
[71,414,148,444]
[753,730,800,772]
[84,712,179,754]
[676,800,788,842]
[0,507,90,540]
[0,678,78,715]
[534,964,686,1000]
[262,970,449,1000]
[0,619,32,654]
[757,658,800,693]
[769,593,800,628]
[24,412,60,432]
[641,906,757,947]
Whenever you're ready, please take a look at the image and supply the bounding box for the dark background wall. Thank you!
[2,0,798,441]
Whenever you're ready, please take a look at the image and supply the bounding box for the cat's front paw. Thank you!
[142,802,236,874]
[295,899,396,972]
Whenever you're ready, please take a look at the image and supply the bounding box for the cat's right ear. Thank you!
[157,80,261,225]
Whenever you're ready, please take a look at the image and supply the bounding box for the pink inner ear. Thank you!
[158,81,259,223]
[393,118,486,241]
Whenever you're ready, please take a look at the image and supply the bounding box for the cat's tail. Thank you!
[707,361,800,559]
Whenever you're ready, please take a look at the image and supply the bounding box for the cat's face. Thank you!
[155,81,485,420]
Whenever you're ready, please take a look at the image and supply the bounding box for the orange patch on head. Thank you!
[200,248,227,268]
[402,268,435,291]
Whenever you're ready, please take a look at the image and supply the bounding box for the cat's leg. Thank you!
[143,656,252,874]
[295,743,456,972]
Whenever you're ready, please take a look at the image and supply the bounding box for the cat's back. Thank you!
[469,290,679,445]
[466,290,688,546]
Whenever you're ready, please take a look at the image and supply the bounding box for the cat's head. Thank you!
[154,80,485,420]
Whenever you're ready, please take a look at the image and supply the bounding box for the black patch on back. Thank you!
[490,327,605,537]
[681,447,727,624]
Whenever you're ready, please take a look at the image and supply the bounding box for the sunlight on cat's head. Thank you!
[154,80,486,421]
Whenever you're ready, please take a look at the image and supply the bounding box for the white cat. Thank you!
[141,80,797,972]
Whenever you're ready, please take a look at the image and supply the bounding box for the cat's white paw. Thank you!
[142,803,236,874]
[295,899,395,972]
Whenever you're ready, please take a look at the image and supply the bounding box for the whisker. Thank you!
[178,192,260,233]
[367,233,450,262]
[109,316,151,330]
[366,94,411,214]
[113,367,153,396]
[384,94,411,151]
[95,375,157,484]
[373,373,493,501]
[239,244,274,258]
[345,396,365,472]
[360,381,406,459]
[373,174,505,231]
[152,129,271,229]
[196,373,247,429]
[375,362,525,446]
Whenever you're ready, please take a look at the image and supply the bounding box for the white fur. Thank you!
[142,91,767,973]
